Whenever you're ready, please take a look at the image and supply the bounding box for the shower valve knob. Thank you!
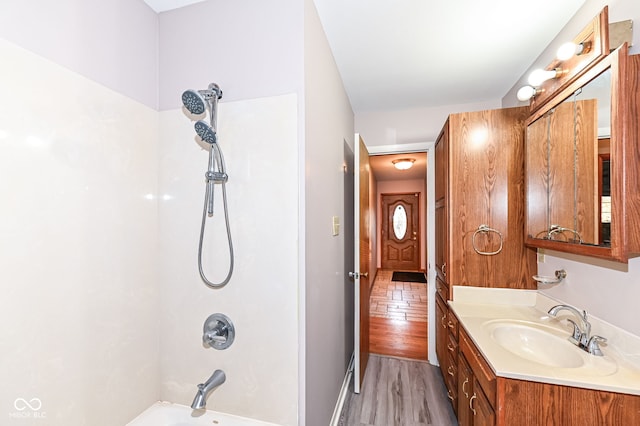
[202,313,235,350]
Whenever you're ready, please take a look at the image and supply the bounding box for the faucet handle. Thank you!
[587,335,607,356]
[565,319,583,345]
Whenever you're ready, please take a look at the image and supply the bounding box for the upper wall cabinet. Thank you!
[524,45,640,262]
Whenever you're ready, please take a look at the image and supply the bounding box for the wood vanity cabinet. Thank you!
[434,107,536,293]
[435,107,536,412]
[451,314,640,425]
[458,328,496,426]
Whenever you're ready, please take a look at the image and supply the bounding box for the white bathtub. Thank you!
[127,401,282,426]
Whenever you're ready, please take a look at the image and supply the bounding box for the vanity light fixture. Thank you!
[392,158,416,170]
[556,41,590,61]
[528,68,564,87]
[517,85,541,102]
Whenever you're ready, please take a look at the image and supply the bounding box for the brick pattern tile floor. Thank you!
[370,269,427,323]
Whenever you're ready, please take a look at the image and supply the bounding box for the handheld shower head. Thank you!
[195,120,217,144]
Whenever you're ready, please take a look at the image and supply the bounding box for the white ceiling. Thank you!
[312,0,586,112]
[143,0,204,13]
[144,0,586,113]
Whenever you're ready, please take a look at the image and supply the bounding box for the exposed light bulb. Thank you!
[528,68,561,87]
[517,85,538,102]
[556,42,585,61]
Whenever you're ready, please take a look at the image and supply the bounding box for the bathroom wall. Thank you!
[303,0,356,424]
[0,0,158,109]
[376,179,427,271]
[0,36,160,426]
[157,94,299,424]
[503,0,640,337]
[157,1,305,424]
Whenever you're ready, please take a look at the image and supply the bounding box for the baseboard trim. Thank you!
[329,353,354,426]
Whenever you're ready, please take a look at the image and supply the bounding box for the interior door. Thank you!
[353,134,370,393]
[381,193,420,270]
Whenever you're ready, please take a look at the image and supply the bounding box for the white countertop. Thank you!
[448,286,640,396]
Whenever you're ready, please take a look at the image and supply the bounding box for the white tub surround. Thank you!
[449,286,640,396]
[128,401,282,426]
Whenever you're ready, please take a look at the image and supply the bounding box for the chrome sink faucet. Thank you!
[548,304,607,356]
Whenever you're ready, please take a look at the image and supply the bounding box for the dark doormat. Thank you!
[392,271,427,283]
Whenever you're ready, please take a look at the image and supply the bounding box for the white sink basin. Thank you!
[484,320,584,368]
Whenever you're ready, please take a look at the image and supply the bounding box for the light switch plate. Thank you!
[332,216,340,236]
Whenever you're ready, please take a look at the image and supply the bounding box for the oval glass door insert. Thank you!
[393,205,407,239]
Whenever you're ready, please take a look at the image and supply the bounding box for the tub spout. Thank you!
[191,369,226,410]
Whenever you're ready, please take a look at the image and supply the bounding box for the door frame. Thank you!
[367,142,437,363]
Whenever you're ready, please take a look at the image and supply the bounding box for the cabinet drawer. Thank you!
[446,331,458,360]
[436,276,449,301]
[447,310,459,339]
[460,328,496,408]
[445,351,458,386]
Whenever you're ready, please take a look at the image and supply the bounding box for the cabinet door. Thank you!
[470,378,495,426]
[448,107,535,288]
[435,126,449,282]
[435,295,447,369]
[457,355,473,426]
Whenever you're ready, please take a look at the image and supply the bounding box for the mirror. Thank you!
[525,66,612,247]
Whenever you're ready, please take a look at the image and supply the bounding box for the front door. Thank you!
[381,193,420,270]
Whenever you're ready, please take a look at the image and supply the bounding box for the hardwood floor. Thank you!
[369,270,428,360]
[338,355,457,426]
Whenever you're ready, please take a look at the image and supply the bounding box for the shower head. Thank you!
[182,85,223,116]
[182,90,207,115]
[195,120,217,144]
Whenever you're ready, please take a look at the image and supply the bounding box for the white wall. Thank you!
[158,0,304,110]
[376,179,427,271]
[0,38,160,425]
[0,0,159,109]
[503,0,640,337]
[303,0,356,424]
[157,1,304,424]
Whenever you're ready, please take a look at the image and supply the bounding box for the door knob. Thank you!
[348,272,368,279]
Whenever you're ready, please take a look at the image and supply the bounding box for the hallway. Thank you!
[369,270,428,360]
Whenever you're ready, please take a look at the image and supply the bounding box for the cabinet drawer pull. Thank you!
[462,378,469,398]
[447,343,455,353]
[441,314,447,328]
[448,320,455,329]
[442,262,447,277]
[470,394,477,415]
[447,365,455,376]
[446,389,453,401]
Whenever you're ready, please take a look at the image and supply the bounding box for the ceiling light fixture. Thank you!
[392,158,416,170]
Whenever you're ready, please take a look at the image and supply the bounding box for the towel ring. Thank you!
[472,224,503,256]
